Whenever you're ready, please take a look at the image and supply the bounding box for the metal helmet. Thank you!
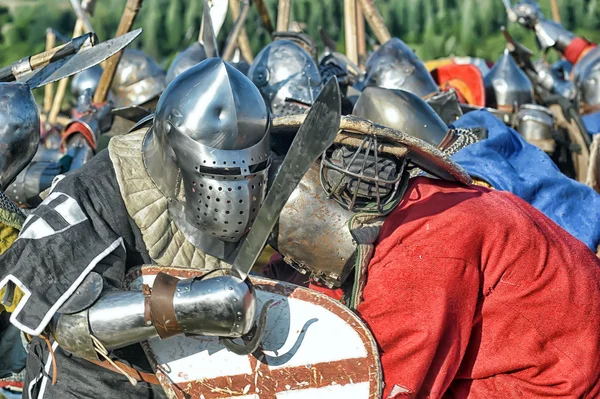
[110,49,166,108]
[0,83,40,191]
[576,56,600,110]
[353,87,449,147]
[149,58,270,257]
[248,40,323,117]
[71,65,103,99]
[484,49,534,110]
[364,38,440,98]
[165,42,208,85]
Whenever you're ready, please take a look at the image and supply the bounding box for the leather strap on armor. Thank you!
[87,358,159,385]
[150,272,184,339]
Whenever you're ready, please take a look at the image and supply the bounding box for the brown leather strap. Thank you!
[150,272,183,339]
[87,358,160,385]
[437,129,456,151]
[141,284,152,326]
[581,102,600,115]
[497,104,515,113]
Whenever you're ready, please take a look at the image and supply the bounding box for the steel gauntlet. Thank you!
[49,272,256,361]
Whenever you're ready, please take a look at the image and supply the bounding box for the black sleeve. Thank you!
[0,153,131,336]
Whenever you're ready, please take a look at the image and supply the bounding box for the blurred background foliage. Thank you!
[0,0,599,69]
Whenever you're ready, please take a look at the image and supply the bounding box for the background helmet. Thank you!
[152,58,270,243]
[165,42,208,85]
[248,40,322,117]
[353,87,448,147]
[484,49,534,110]
[110,49,166,108]
[0,83,40,190]
[577,57,600,110]
[70,65,103,99]
[364,38,440,98]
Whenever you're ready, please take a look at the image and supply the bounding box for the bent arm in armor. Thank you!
[49,256,257,361]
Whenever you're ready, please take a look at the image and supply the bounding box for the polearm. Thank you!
[254,0,274,35]
[357,0,391,45]
[93,0,144,103]
[550,0,561,24]
[344,0,358,65]
[357,2,367,68]
[48,0,88,126]
[70,0,95,34]
[226,0,253,62]
[43,29,56,115]
[276,0,291,32]
[0,32,96,83]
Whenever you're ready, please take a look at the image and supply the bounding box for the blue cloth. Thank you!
[582,111,600,135]
[451,110,600,251]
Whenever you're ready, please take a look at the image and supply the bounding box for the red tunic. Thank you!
[358,177,600,398]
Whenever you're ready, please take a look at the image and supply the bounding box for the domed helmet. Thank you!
[0,83,40,191]
[484,49,534,111]
[148,58,270,258]
[166,42,208,85]
[364,38,440,98]
[248,40,323,117]
[110,49,166,108]
[353,87,449,147]
[71,65,103,99]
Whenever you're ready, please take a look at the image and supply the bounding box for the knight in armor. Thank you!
[510,0,600,191]
[6,49,167,209]
[352,86,600,253]
[266,90,600,398]
[0,58,271,398]
[0,83,40,389]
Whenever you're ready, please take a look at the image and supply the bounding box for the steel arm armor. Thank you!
[49,272,256,361]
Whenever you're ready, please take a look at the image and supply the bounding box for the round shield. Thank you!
[125,266,382,399]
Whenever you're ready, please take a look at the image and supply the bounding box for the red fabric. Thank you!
[565,37,596,64]
[430,64,486,107]
[61,121,96,151]
[355,177,600,398]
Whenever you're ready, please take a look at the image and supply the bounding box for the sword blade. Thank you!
[231,78,342,280]
[25,28,142,89]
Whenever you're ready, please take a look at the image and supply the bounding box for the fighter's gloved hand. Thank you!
[511,1,577,52]
[510,1,542,29]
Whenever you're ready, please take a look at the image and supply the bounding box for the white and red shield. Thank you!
[125,266,382,399]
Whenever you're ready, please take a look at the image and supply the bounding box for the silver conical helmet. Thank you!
[166,42,208,85]
[364,38,439,98]
[484,49,534,110]
[110,49,166,108]
[248,40,322,117]
[151,58,270,244]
